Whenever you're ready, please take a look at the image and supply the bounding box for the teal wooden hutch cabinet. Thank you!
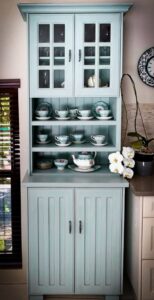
[18,3,132,300]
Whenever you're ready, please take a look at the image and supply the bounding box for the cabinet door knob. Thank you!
[69,50,72,62]
[79,220,82,233]
[78,49,82,62]
[69,220,72,233]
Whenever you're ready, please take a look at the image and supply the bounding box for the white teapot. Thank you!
[72,152,96,170]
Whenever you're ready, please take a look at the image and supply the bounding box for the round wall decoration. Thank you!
[137,47,154,87]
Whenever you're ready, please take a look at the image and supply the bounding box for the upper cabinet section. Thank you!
[18,3,132,98]
[75,14,121,97]
[29,14,74,97]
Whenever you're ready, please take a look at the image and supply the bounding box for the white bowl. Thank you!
[37,134,48,142]
[99,110,111,117]
[55,110,68,118]
[35,110,49,117]
[54,159,68,170]
[77,110,91,118]
[91,135,105,144]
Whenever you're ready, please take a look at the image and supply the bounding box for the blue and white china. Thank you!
[55,135,69,144]
[99,109,111,117]
[92,101,109,117]
[91,135,105,144]
[71,133,84,143]
[69,107,78,119]
[54,159,68,170]
[37,134,48,142]
[72,152,96,169]
[77,109,91,118]
[55,110,69,118]
[35,102,52,117]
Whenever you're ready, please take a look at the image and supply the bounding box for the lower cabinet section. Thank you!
[28,187,124,298]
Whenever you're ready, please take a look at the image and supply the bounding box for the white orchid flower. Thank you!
[122,147,135,159]
[108,151,123,164]
[122,167,134,179]
[109,162,124,174]
[123,158,135,168]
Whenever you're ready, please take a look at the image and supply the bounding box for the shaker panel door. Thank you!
[75,14,121,97]
[75,188,123,294]
[29,14,74,97]
[28,188,74,294]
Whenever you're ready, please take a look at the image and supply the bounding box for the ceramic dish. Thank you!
[77,116,94,120]
[68,165,101,172]
[95,116,112,120]
[36,160,52,170]
[35,116,52,120]
[92,101,109,117]
[72,139,86,144]
[55,141,72,147]
[36,139,51,145]
[90,141,108,147]
[54,116,70,120]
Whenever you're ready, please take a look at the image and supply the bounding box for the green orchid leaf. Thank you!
[130,140,143,149]
[127,132,141,138]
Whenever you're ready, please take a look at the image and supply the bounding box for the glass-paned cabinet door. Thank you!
[75,14,121,97]
[29,14,74,97]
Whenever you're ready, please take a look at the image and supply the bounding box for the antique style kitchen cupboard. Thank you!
[18,3,131,300]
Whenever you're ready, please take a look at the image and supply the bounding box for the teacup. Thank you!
[99,110,111,117]
[54,159,68,171]
[71,133,84,142]
[55,135,69,144]
[69,108,78,119]
[91,135,105,144]
[35,110,49,117]
[77,109,91,118]
[37,134,48,142]
[55,110,68,118]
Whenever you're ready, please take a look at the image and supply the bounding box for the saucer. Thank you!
[35,116,51,120]
[77,116,94,120]
[90,141,108,146]
[55,141,72,147]
[92,101,109,117]
[72,139,86,144]
[36,139,51,145]
[68,165,101,172]
[96,116,112,120]
[54,116,70,120]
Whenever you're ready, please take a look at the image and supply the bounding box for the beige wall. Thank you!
[0,0,154,299]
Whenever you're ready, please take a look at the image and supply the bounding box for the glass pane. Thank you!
[84,70,95,88]
[39,24,50,43]
[99,69,110,87]
[0,96,11,170]
[100,24,110,42]
[0,180,12,254]
[39,70,50,88]
[84,24,95,42]
[54,25,65,43]
[100,46,110,56]
[54,70,65,88]
[54,47,65,65]
[84,47,95,65]
[39,47,50,66]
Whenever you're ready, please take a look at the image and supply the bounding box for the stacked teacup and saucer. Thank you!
[90,134,107,147]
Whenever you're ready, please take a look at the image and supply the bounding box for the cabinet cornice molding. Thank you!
[18,3,133,21]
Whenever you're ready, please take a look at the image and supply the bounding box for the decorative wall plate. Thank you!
[137,47,154,87]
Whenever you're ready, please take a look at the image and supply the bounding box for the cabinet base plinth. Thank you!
[29,296,43,300]
[105,296,119,300]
